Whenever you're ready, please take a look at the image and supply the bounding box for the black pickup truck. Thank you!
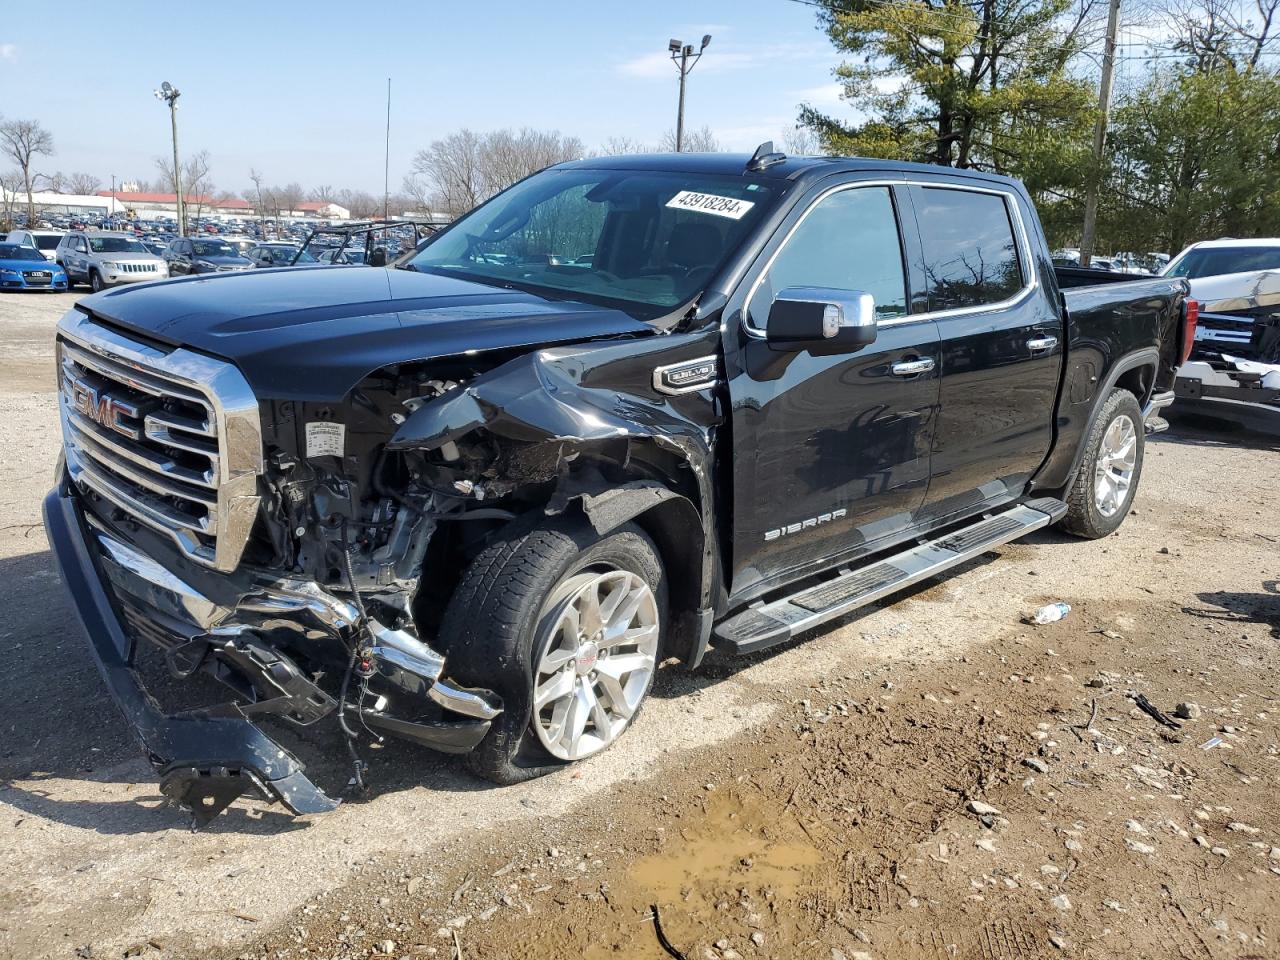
[44,150,1195,822]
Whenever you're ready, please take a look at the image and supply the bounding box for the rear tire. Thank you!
[1059,388,1144,539]
[438,517,666,785]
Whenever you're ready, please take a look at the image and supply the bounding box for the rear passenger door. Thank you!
[907,181,1063,521]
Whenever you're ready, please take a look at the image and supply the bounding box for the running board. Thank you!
[712,498,1067,655]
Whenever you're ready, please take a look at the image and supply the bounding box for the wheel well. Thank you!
[1113,363,1153,407]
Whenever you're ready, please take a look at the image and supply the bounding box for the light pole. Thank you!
[668,34,710,152]
[111,174,116,227]
[154,81,183,235]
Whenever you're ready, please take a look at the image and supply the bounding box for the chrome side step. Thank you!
[712,498,1067,655]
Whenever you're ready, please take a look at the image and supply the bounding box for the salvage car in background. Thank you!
[164,237,255,275]
[0,242,68,291]
[1160,238,1280,434]
[248,242,316,267]
[44,149,1192,823]
[56,230,169,291]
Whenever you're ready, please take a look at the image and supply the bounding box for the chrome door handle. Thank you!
[890,357,935,377]
[1027,335,1058,353]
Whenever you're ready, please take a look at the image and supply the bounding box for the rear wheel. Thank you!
[1059,388,1144,538]
[438,517,666,785]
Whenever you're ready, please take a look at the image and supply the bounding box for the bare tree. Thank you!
[336,188,380,219]
[65,171,102,195]
[596,136,653,156]
[658,125,720,152]
[780,126,818,156]
[274,181,305,219]
[0,117,54,225]
[405,128,583,218]
[248,168,268,232]
[156,149,214,231]
[0,169,22,228]
[310,184,335,203]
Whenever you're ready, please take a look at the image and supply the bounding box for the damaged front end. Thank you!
[44,478,501,826]
[45,304,720,824]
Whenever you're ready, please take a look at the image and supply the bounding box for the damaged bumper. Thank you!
[43,479,500,823]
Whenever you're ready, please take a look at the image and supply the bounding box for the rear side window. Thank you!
[748,185,909,329]
[915,188,1024,312]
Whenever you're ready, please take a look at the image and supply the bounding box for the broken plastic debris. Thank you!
[1031,602,1071,625]
[1200,736,1224,750]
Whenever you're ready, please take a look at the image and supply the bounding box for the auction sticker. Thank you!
[665,190,755,220]
[306,421,345,458]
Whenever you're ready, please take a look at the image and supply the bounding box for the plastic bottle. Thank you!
[1032,602,1071,624]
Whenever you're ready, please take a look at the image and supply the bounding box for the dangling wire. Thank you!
[336,517,377,793]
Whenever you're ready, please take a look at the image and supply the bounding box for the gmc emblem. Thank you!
[68,376,144,440]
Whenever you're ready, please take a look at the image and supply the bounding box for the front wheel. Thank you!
[1059,388,1145,539]
[438,517,666,785]
[89,270,104,293]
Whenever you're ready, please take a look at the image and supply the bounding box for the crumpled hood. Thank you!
[79,266,653,401]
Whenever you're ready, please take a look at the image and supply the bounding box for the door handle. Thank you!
[1027,335,1058,353]
[890,357,935,377]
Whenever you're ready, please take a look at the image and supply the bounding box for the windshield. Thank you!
[0,244,35,261]
[89,236,147,254]
[192,240,235,257]
[1165,245,1280,278]
[406,168,780,315]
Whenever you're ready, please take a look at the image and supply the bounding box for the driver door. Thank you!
[723,179,941,599]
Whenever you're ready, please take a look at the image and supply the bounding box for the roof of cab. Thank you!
[556,152,1023,189]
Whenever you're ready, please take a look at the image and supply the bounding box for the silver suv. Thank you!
[56,230,169,292]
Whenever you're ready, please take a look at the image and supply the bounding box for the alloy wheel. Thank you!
[1094,414,1137,517]
[531,569,659,761]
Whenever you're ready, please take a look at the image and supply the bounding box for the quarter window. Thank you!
[748,186,908,330]
[915,188,1024,311]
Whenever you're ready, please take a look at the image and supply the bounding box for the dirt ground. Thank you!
[0,291,1277,960]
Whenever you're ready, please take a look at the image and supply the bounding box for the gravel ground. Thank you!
[0,291,1276,960]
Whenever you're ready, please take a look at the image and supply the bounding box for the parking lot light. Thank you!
[154,81,184,236]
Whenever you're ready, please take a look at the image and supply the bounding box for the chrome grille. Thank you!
[119,262,159,274]
[57,311,263,571]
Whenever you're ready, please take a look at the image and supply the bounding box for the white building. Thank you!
[1,189,124,219]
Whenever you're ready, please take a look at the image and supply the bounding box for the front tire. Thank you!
[1059,388,1144,538]
[89,270,104,293]
[438,517,666,785]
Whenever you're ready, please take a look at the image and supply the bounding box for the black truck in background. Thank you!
[43,149,1194,822]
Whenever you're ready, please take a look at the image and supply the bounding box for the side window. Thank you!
[915,188,1024,312]
[748,186,908,330]
[75,237,88,253]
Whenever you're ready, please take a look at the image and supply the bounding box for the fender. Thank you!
[387,336,726,664]
[1032,346,1158,494]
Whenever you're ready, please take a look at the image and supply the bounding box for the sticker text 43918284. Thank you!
[665,190,756,220]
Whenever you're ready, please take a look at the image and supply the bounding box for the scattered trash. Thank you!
[1030,602,1071,625]
[1201,736,1224,750]
[1174,702,1202,720]
[649,904,688,960]
[1129,692,1182,730]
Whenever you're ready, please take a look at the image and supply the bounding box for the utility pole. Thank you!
[154,81,184,236]
[668,35,711,151]
[1080,0,1121,267]
[111,174,117,228]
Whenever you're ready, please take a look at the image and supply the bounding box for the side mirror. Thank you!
[765,287,878,349]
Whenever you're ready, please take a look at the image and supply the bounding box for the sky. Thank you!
[0,0,848,197]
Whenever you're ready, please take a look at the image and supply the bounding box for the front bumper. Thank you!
[43,477,500,823]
